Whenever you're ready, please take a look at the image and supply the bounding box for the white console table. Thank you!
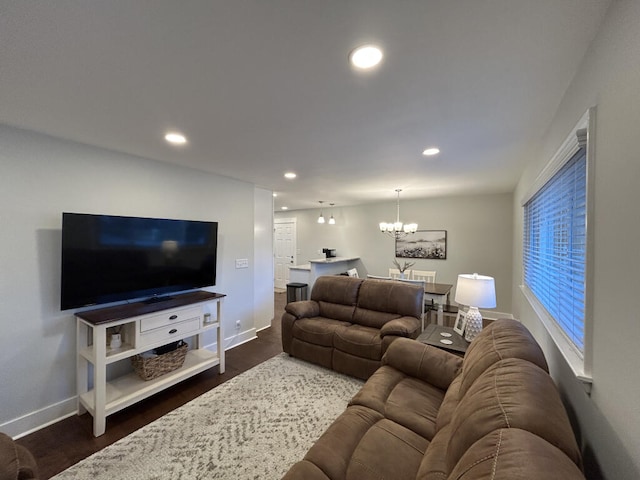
[76,291,225,437]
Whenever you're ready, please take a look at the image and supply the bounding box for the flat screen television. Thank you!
[61,212,218,310]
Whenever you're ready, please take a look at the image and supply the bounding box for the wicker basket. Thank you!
[131,341,188,381]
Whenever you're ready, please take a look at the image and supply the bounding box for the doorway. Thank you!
[274,218,297,289]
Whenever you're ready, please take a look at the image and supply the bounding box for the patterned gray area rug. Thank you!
[53,354,364,480]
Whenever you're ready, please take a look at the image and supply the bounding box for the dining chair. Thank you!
[389,268,413,280]
[413,270,436,283]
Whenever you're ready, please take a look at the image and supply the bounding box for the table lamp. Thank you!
[455,273,496,341]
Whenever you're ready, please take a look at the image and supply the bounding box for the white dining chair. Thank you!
[389,268,412,280]
[413,270,436,283]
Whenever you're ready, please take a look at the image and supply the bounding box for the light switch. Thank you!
[235,258,249,269]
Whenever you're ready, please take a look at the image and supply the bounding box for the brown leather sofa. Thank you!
[281,275,424,380]
[282,319,586,480]
[0,432,38,480]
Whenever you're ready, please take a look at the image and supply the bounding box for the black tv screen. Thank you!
[61,213,218,310]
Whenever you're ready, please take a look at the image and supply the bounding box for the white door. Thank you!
[274,219,296,289]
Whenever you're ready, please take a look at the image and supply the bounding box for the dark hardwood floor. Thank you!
[17,291,287,479]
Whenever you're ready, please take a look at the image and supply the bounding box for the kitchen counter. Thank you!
[288,257,360,297]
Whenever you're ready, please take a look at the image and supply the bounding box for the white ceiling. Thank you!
[0,1,611,211]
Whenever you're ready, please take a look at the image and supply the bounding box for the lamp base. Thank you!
[464,306,483,342]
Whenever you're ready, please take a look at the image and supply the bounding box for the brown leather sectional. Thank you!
[282,319,586,480]
[281,275,424,380]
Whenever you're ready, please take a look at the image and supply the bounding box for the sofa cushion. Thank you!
[448,428,586,480]
[301,405,383,479]
[416,423,451,480]
[291,317,351,347]
[459,319,549,397]
[318,301,357,323]
[334,324,382,360]
[447,358,582,471]
[311,275,362,305]
[382,338,463,391]
[353,280,423,328]
[434,373,462,432]
[344,418,429,480]
[350,365,444,440]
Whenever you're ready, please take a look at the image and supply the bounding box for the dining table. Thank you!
[423,282,453,327]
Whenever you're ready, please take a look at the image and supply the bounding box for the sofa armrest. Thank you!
[382,338,462,390]
[379,316,420,338]
[285,300,320,319]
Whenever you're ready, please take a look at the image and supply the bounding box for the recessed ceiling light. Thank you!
[164,132,187,145]
[349,45,383,69]
[281,206,289,210]
[284,172,297,179]
[422,147,440,156]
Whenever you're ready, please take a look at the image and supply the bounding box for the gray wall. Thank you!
[513,1,640,478]
[276,192,513,313]
[0,125,273,436]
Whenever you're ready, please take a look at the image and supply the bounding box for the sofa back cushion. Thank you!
[448,428,585,480]
[353,279,423,328]
[458,319,548,397]
[446,358,582,472]
[311,275,363,322]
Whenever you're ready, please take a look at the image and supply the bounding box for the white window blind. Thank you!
[523,148,586,353]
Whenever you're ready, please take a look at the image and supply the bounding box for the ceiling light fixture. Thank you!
[328,203,336,225]
[379,189,418,239]
[284,172,297,179]
[281,206,289,210]
[349,45,383,69]
[422,147,440,156]
[317,201,325,224]
[164,132,187,145]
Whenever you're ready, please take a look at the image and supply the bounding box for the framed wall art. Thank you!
[395,230,447,259]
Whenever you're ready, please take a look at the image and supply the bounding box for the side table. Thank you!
[417,324,469,356]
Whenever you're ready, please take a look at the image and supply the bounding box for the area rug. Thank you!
[52,354,364,480]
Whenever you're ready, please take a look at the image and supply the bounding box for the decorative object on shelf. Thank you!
[379,189,418,239]
[328,203,336,225]
[317,201,325,224]
[131,341,188,381]
[453,310,467,335]
[392,259,415,279]
[454,273,496,342]
[110,333,122,349]
[396,230,447,259]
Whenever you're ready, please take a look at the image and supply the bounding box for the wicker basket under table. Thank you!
[131,341,188,381]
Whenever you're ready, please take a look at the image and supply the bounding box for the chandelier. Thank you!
[379,189,418,238]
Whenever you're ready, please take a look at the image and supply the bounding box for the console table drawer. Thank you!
[139,318,200,347]
[140,307,201,333]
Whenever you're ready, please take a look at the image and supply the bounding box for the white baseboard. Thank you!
[1,396,77,440]
[4,328,258,439]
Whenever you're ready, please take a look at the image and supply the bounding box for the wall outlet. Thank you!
[235,258,249,269]
[235,320,241,330]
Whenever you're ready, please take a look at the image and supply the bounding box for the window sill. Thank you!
[519,285,592,394]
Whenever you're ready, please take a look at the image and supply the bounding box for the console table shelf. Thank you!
[76,291,225,436]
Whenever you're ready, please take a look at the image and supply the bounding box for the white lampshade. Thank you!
[455,273,496,308]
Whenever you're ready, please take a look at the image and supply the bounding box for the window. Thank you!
[524,149,586,350]
[521,108,594,383]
